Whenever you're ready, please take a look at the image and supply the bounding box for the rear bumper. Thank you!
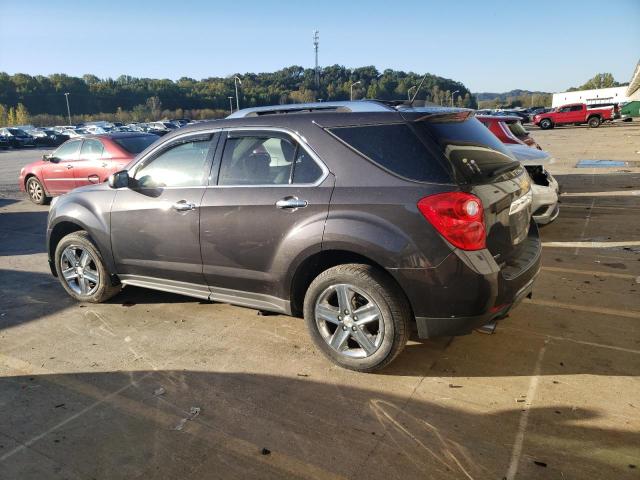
[415,271,537,337]
[389,222,541,338]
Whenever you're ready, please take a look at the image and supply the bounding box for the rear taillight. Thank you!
[417,192,486,250]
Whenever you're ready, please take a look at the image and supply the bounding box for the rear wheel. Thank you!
[54,231,121,303]
[588,116,601,128]
[303,264,410,372]
[539,119,553,130]
[26,177,50,205]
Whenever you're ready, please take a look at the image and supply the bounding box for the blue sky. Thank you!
[1,0,638,92]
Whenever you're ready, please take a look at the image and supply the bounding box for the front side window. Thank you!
[53,140,81,160]
[218,134,323,186]
[80,139,104,160]
[134,138,211,188]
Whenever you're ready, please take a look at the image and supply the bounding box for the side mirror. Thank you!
[49,156,61,164]
[108,170,130,189]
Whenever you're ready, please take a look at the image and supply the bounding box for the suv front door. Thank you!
[110,132,218,295]
[199,129,334,309]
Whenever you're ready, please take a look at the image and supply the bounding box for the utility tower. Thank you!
[313,30,320,91]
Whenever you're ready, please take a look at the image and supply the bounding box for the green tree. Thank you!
[0,104,7,125]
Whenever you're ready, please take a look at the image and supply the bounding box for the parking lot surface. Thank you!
[1,132,639,479]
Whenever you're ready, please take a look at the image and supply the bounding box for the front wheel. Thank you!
[303,264,410,372]
[54,231,121,303]
[588,116,601,128]
[539,119,553,130]
[26,177,50,205]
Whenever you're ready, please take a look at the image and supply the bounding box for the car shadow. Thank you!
[0,209,49,256]
[0,370,636,479]
[0,268,74,331]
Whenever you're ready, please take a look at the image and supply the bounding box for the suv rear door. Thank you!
[199,128,333,308]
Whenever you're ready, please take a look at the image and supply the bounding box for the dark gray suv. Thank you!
[46,101,541,371]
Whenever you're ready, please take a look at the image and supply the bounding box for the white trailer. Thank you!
[552,86,628,107]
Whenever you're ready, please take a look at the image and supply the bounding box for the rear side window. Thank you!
[218,134,324,186]
[80,139,104,159]
[328,124,451,183]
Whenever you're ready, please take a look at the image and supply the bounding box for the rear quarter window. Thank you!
[327,123,452,183]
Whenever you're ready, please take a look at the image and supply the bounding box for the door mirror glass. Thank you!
[108,170,130,189]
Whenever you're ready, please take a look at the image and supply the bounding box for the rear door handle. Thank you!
[66,164,73,169]
[276,197,308,210]
[173,200,196,211]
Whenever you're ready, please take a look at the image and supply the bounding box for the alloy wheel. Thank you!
[60,245,100,296]
[27,179,43,203]
[314,283,385,358]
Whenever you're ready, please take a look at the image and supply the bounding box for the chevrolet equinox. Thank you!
[46,101,541,372]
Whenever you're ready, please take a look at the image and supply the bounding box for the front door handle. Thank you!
[275,196,308,210]
[66,164,73,169]
[173,200,196,211]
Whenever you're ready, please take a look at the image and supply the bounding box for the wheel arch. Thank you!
[24,173,51,196]
[288,249,411,318]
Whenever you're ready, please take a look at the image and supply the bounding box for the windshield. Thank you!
[114,135,158,154]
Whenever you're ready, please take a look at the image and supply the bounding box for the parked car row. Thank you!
[0,119,193,149]
[476,114,560,225]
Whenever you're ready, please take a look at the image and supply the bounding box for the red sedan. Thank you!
[476,115,542,149]
[19,132,158,204]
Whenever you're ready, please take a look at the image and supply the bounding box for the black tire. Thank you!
[303,264,410,372]
[539,119,553,130]
[54,231,121,303]
[25,176,50,205]
[588,116,601,128]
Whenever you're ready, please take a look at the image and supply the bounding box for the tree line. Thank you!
[0,66,475,126]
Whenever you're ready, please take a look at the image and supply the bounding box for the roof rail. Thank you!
[226,100,395,118]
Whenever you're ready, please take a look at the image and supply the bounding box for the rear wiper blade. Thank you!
[492,162,521,177]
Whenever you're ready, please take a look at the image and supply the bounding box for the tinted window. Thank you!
[53,140,81,160]
[292,149,323,184]
[507,121,528,138]
[328,123,451,183]
[114,135,158,154]
[134,139,211,188]
[80,139,104,159]
[570,105,583,111]
[414,117,518,182]
[218,135,297,185]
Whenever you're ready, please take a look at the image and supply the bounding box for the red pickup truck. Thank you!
[533,103,613,129]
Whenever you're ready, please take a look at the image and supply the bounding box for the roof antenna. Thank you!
[410,74,427,103]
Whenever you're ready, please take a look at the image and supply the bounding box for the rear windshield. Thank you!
[114,135,158,154]
[413,116,518,182]
[329,115,518,184]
